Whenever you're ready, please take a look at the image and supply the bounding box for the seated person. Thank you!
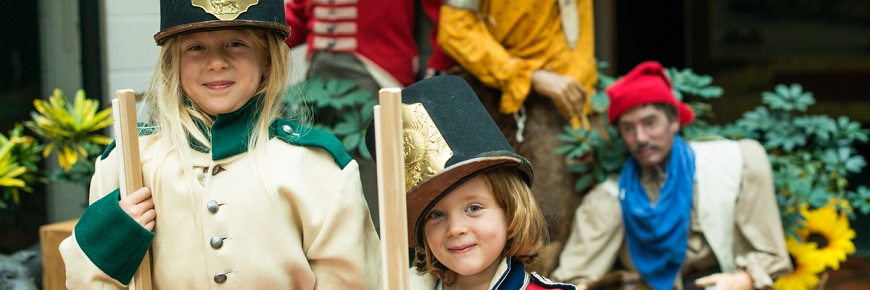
[551,61,792,290]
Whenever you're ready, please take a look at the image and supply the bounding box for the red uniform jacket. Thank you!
[285,0,455,86]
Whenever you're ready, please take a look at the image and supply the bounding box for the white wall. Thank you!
[39,0,87,222]
[102,1,161,100]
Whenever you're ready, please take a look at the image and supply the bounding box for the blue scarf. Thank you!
[618,135,694,290]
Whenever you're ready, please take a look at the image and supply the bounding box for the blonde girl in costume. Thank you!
[366,75,575,290]
[59,0,381,288]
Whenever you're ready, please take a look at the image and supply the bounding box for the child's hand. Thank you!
[119,187,156,231]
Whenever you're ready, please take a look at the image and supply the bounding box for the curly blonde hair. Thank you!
[412,166,547,285]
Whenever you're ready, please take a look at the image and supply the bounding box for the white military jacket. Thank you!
[59,102,382,289]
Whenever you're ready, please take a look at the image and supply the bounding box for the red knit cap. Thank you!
[605,61,695,125]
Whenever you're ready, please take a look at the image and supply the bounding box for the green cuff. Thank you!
[75,188,154,285]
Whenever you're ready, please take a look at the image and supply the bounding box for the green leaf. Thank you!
[848,186,870,215]
[807,186,831,208]
[325,79,357,96]
[575,174,594,192]
[590,91,610,113]
[697,86,723,98]
[566,143,591,160]
[342,133,360,152]
[763,84,816,112]
[766,126,806,152]
[736,107,772,132]
[567,162,590,173]
[344,90,372,104]
[556,134,578,143]
[554,144,575,155]
[333,120,359,136]
[837,116,870,143]
[844,155,866,174]
[762,91,788,111]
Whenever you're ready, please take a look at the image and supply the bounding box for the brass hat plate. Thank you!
[192,0,259,20]
[402,103,453,192]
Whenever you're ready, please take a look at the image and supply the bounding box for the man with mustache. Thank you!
[551,61,792,290]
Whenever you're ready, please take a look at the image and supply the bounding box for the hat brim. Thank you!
[406,155,530,248]
[154,20,290,45]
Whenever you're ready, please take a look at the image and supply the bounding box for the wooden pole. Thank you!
[112,89,153,290]
[374,88,409,290]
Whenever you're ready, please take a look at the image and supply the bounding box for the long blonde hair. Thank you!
[142,29,292,165]
[413,167,548,285]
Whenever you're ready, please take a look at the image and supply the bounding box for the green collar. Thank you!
[101,96,351,168]
[191,96,352,168]
[208,98,259,160]
[194,97,273,160]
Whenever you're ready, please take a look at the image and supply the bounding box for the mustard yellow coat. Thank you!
[438,0,597,115]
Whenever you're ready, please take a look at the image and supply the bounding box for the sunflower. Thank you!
[774,237,826,290]
[797,204,856,270]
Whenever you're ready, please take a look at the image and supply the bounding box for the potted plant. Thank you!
[24,88,114,192]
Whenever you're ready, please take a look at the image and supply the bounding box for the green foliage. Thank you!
[25,89,113,171]
[850,186,870,215]
[558,64,870,240]
[285,77,375,159]
[722,84,869,238]
[0,124,44,209]
[48,142,102,187]
[668,67,724,101]
[1,89,113,209]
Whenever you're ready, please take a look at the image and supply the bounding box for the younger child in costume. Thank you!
[366,75,575,290]
[59,0,381,288]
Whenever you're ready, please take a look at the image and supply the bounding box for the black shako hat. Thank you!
[365,75,534,248]
[155,0,290,45]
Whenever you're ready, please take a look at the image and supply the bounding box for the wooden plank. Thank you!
[39,219,78,290]
[112,89,152,290]
[374,88,409,290]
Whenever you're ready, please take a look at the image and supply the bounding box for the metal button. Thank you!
[211,165,222,176]
[207,200,220,213]
[282,124,294,134]
[210,236,225,249]
[214,273,227,283]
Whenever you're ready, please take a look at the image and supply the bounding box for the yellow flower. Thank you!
[774,237,826,290]
[24,89,113,171]
[797,204,856,270]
